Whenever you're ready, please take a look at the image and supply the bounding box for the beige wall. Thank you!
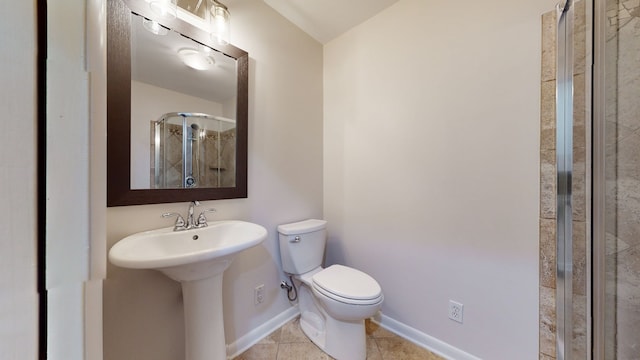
[0,1,38,359]
[323,0,556,358]
[103,1,324,359]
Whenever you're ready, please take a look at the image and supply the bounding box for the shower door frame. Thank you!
[556,2,575,360]
[591,0,612,358]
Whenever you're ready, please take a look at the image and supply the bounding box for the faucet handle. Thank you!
[196,208,216,228]
[162,212,187,231]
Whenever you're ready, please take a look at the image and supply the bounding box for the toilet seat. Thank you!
[312,265,382,305]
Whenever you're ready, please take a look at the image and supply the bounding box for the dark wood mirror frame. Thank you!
[107,0,248,206]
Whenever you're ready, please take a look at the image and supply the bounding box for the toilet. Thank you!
[278,219,384,360]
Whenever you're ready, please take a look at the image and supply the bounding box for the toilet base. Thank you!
[292,268,380,360]
[299,308,367,360]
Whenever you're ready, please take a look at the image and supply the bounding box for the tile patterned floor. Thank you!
[233,317,446,360]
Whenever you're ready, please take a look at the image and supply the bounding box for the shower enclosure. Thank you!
[593,0,640,358]
[540,0,640,360]
[151,112,236,189]
[541,0,640,359]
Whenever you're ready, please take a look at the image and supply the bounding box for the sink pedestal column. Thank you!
[182,274,226,360]
[109,222,267,360]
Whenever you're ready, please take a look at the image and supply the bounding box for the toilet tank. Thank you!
[277,219,328,275]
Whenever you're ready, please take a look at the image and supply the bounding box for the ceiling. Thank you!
[130,0,401,106]
[131,13,237,103]
[263,0,401,44]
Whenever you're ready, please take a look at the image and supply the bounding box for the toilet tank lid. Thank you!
[277,219,327,235]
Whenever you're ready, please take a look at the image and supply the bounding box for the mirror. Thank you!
[149,112,237,189]
[107,0,248,206]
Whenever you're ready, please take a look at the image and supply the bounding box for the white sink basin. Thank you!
[109,219,267,360]
[109,220,267,281]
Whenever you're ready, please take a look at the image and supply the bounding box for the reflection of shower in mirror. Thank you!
[152,112,236,189]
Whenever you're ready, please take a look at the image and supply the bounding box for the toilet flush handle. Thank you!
[291,236,301,243]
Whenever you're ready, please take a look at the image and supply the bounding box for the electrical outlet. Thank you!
[448,300,464,323]
[254,284,265,305]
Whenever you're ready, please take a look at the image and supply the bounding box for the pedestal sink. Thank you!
[109,220,268,360]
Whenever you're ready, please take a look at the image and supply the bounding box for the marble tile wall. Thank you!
[539,1,589,358]
[150,123,236,188]
[205,128,236,187]
[215,129,236,187]
[539,8,557,359]
[603,0,640,358]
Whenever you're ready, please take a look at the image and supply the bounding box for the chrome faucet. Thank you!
[196,208,216,228]
[162,201,216,231]
[162,212,187,231]
[186,200,200,229]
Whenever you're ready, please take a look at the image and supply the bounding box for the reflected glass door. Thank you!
[151,113,237,189]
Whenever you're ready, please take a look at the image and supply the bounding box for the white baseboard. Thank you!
[226,308,480,360]
[372,313,482,360]
[226,306,301,359]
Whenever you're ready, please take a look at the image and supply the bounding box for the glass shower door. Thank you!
[593,0,640,358]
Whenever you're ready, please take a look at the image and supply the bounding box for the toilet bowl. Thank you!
[311,264,383,320]
[278,220,384,360]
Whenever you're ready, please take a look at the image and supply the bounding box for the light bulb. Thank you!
[209,1,230,45]
[149,0,177,19]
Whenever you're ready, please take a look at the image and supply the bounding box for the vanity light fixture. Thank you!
[208,0,230,45]
[149,0,178,19]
